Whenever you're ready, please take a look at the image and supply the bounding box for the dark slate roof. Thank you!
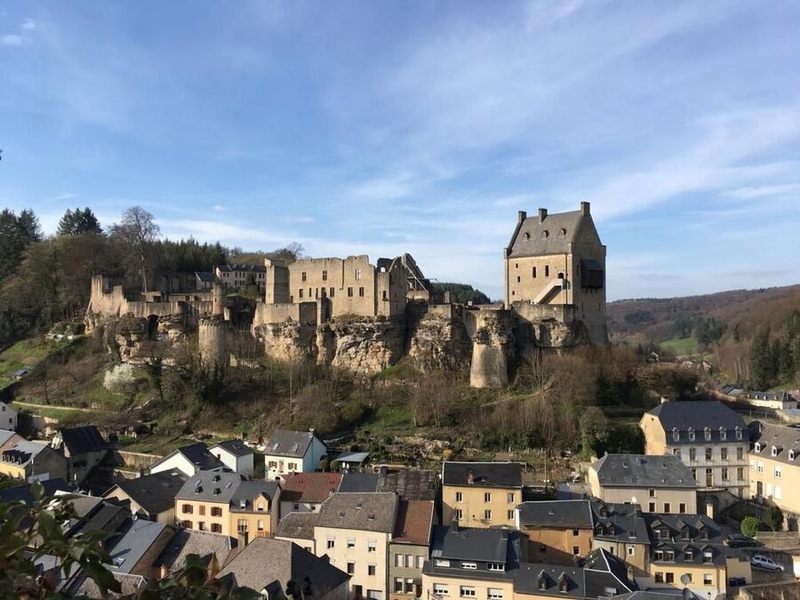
[195,271,215,282]
[646,401,745,440]
[393,500,435,545]
[66,500,129,539]
[582,548,637,597]
[265,430,323,458]
[216,264,267,273]
[749,421,800,465]
[157,529,236,572]
[590,501,650,544]
[107,519,171,574]
[211,439,253,458]
[1,439,52,466]
[377,469,438,501]
[175,471,244,503]
[430,524,519,564]
[517,500,594,529]
[216,537,349,596]
[65,572,147,599]
[109,470,187,515]
[506,207,599,258]
[275,512,319,541]
[0,478,70,506]
[610,592,684,600]
[317,492,398,533]
[153,442,226,472]
[591,454,696,488]
[58,426,108,455]
[339,473,379,493]
[229,480,280,513]
[643,513,728,566]
[0,429,17,447]
[442,461,522,488]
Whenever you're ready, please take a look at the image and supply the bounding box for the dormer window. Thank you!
[790,450,796,461]
[736,427,743,440]
[703,549,713,563]
[672,427,680,442]
[541,230,549,239]
[681,528,691,540]
[684,548,694,560]
[699,528,709,540]
[772,445,780,457]
[688,428,696,442]
[719,427,727,441]
[704,427,711,441]
[558,574,569,593]
[538,572,548,591]
[755,442,763,452]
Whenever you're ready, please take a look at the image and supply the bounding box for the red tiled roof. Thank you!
[281,472,343,504]
[393,500,434,545]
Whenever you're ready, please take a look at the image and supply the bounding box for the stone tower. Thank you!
[198,283,230,367]
[504,201,607,344]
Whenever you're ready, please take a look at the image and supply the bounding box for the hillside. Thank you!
[608,284,800,345]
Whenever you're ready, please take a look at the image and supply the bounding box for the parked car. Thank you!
[725,534,761,548]
[750,555,784,572]
[728,577,746,587]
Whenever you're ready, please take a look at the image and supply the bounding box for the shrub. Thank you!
[741,515,760,538]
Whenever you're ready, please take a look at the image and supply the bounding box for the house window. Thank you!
[301,272,307,282]
[211,507,222,517]
[327,538,335,549]
[663,502,671,513]
[487,589,504,600]
[368,540,377,553]
[572,529,579,536]
[456,492,463,502]
[182,520,192,529]
[484,492,492,502]
[722,467,729,480]
[487,563,505,572]
[483,510,492,521]
[507,493,515,503]
[757,462,764,474]
[460,587,476,597]
[237,519,247,532]
[689,448,697,461]
[679,503,686,513]
[704,427,711,441]
[394,578,403,593]
[649,489,656,497]
[198,522,206,531]
[395,554,403,567]
[348,563,355,575]
[433,584,449,596]
[703,550,713,563]
[368,564,376,576]
[720,427,727,441]
[649,502,656,512]
[532,267,537,278]
[322,270,328,281]
[257,519,264,531]
[704,574,713,586]
[721,448,728,461]
[666,573,674,584]
[456,509,463,520]
[705,448,712,460]
[359,287,365,297]
[672,428,680,442]
[627,547,635,556]
[417,556,424,569]
[775,485,782,500]
[405,555,414,568]
[354,269,362,280]
[347,287,353,297]
[211,523,222,533]
[736,427,743,440]
[198,505,206,516]
[688,428,696,441]
[545,265,550,276]
[299,289,304,299]
[461,562,477,570]
[655,573,664,583]
[572,546,580,556]
[737,447,744,460]
[737,467,744,480]
[775,466,782,478]
[347,538,356,549]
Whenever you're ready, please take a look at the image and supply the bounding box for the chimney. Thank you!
[468,470,474,485]
[238,530,249,548]
[580,201,590,216]
[538,208,547,222]
[517,210,527,224]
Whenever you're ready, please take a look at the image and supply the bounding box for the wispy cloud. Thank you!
[1,17,36,46]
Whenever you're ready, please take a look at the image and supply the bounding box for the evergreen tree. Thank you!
[749,327,774,389]
[0,208,42,280]
[57,207,103,235]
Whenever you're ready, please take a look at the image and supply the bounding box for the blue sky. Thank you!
[1,1,799,301]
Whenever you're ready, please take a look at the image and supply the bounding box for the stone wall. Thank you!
[467,307,512,388]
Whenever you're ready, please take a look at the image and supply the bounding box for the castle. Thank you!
[86,203,607,388]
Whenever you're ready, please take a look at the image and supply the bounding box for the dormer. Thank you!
[719,427,727,441]
[672,427,680,442]
[680,526,691,540]
[754,442,763,453]
[735,426,743,441]
[558,573,570,593]
[772,445,782,457]
[688,428,696,442]
[704,427,711,441]
[538,571,548,591]
[790,449,796,461]
[698,525,710,540]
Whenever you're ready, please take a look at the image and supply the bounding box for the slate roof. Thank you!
[108,470,187,516]
[216,263,267,273]
[229,480,280,512]
[66,500,129,539]
[58,426,108,455]
[265,430,323,458]
[336,451,370,464]
[517,500,594,529]
[275,512,319,541]
[0,429,17,447]
[65,572,147,599]
[211,439,253,458]
[339,472,379,492]
[582,548,637,597]
[442,461,523,488]
[281,472,342,504]
[175,471,244,503]
[107,519,171,574]
[749,421,800,465]
[393,500,435,545]
[0,478,70,506]
[216,537,349,596]
[645,401,745,443]
[317,492,398,533]
[377,469,438,501]
[506,207,597,258]
[591,454,696,488]
[590,501,650,544]
[195,271,215,283]
[1,439,51,467]
[152,442,225,472]
[429,524,519,565]
[643,513,727,566]
[157,529,236,572]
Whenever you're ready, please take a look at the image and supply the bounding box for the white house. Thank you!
[209,439,255,477]
[0,402,17,431]
[264,430,327,480]
[149,442,226,477]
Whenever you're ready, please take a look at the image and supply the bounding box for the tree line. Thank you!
[748,309,800,389]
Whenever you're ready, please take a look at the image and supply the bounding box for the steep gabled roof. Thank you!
[108,470,188,516]
[157,529,236,573]
[377,469,438,501]
[750,421,800,465]
[393,500,435,545]
[317,492,398,533]
[151,442,225,472]
[517,500,594,529]
[281,472,342,504]
[175,471,244,503]
[442,461,522,488]
[211,439,253,458]
[505,204,602,259]
[591,454,696,489]
[646,401,745,433]
[58,426,108,455]
[264,430,324,458]
[275,512,319,541]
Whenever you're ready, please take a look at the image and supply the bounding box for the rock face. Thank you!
[407,309,472,372]
[328,318,406,375]
[469,309,512,388]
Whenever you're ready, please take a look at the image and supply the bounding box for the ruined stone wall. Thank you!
[253,301,317,329]
[467,307,512,388]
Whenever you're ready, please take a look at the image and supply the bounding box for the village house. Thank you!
[263,429,327,480]
[0,401,17,430]
[275,511,320,554]
[314,492,400,600]
[150,442,226,477]
[441,462,523,529]
[155,528,236,579]
[588,454,698,514]
[209,439,255,477]
[516,500,594,564]
[50,425,109,485]
[389,500,436,600]
[748,421,800,526]
[590,501,650,578]
[214,263,267,291]
[103,469,187,523]
[280,471,343,515]
[640,401,748,496]
[0,430,68,482]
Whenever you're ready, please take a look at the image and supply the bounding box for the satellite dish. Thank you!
[680,574,691,585]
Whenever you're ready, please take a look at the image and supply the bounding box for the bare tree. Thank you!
[110,206,161,293]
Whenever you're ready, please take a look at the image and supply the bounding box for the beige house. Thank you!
[640,400,748,496]
[503,202,607,344]
[590,501,651,577]
[314,492,399,600]
[516,500,594,564]
[104,470,187,523]
[588,454,697,513]
[441,462,522,529]
[0,431,68,482]
[389,500,435,600]
[174,471,281,540]
[214,263,266,291]
[748,421,800,526]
